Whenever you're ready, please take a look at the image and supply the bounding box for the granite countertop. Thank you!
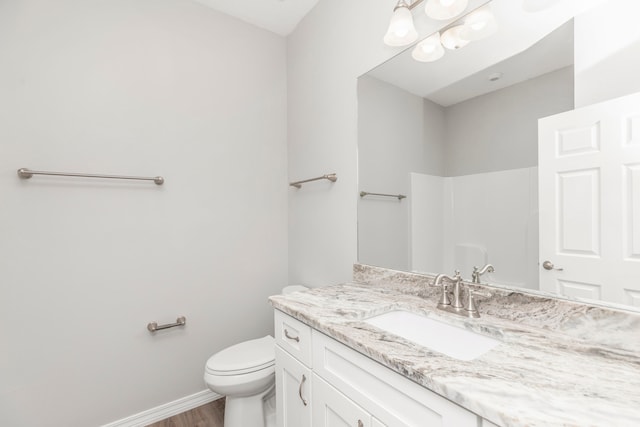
[269,274,640,427]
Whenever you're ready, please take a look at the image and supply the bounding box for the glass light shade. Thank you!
[425,0,468,20]
[460,5,497,41]
[384,3,418,47]
[440,25,470,50]
[412,33,445,62]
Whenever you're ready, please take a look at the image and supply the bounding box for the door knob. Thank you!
[542,260,563,271]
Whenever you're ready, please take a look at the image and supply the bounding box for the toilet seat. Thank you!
[206,335,275,376]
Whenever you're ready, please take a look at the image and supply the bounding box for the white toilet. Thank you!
[204,285,308,427]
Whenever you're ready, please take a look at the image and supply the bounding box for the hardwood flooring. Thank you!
[146,398,225,427]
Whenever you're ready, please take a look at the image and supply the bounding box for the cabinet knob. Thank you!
[298,374,308,406]
[357,420,364,427]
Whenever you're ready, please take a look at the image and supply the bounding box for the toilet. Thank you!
[204,285,308,427]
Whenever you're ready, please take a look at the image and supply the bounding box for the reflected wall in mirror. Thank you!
[357,0,640,310]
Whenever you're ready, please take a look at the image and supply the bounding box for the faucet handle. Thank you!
[472,264,495,283]
[436,283,450,309]
[465,290,492,318]
[471,266,480,283]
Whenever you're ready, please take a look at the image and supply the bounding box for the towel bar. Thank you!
[18,168,164,185]
[147,316,186,332]
[360,191,406,200]
[290,173,337,189]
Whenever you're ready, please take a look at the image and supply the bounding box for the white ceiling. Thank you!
[427,19,574,106]
[367,0,605,106]
[192,0,320,36]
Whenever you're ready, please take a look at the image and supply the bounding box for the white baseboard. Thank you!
[102,389,223,427]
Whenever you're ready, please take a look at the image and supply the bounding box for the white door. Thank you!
[312,374,371,427]
[539,91,640,306]
[275,346,312,427]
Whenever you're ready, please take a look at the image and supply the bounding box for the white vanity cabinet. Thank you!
[274,310,481,427]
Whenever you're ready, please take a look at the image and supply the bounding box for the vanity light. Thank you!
[425,0,468,20]
[411,32,445,62]
[460,5,497,41]
[383,0,497,63]
[384,0,419,47]
[440,25,470,50]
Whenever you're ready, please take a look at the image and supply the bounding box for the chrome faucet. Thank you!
[471,264,494,283]
[431,270,491,318]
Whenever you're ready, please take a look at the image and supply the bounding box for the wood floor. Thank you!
[146,398,225,427]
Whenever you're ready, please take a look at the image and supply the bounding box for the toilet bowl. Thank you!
[205,335,275,427]
[204,285,308,427]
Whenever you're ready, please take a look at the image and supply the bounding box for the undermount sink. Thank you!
[363,310,501,361]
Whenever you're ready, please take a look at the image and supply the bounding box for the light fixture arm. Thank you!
[406,0,426,10]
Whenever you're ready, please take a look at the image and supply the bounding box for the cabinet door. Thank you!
[312,374,371,427]
[275,346,311,427]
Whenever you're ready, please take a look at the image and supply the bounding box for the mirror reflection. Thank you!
[358,0,639,310]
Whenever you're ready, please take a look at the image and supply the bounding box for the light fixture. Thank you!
[460,5,497,41]
[440,25,470,50]
[384,0,419,47]
[425,0,469,21]
[412,32,445,62]
[383,0,498,64]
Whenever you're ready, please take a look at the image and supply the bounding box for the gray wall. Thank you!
[574,0,640,107]
[357,76,445,270]
[444,66,575,176]
[0,1,287,425]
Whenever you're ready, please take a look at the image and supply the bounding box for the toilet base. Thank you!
[223,383,275,427]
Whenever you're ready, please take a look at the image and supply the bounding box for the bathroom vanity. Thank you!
[273,310,487,427]
[269,264,640,427]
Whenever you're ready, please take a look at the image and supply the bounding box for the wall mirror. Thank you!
[357,0,640,311]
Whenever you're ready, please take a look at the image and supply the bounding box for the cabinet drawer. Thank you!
[274,310,312,367]
[312,330,478,427]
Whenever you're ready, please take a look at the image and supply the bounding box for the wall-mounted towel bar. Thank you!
[289,173,337,189]
[360,191,406,200]
[147,316,186,332]
[17,168,164,185]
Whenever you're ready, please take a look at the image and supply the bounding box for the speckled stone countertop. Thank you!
[269,264,640,427]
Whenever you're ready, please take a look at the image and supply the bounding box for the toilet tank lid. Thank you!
[206,335,275,373]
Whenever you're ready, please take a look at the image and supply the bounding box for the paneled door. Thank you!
[539,91,640,307]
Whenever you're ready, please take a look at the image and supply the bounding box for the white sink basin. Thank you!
[363,310,500,361]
